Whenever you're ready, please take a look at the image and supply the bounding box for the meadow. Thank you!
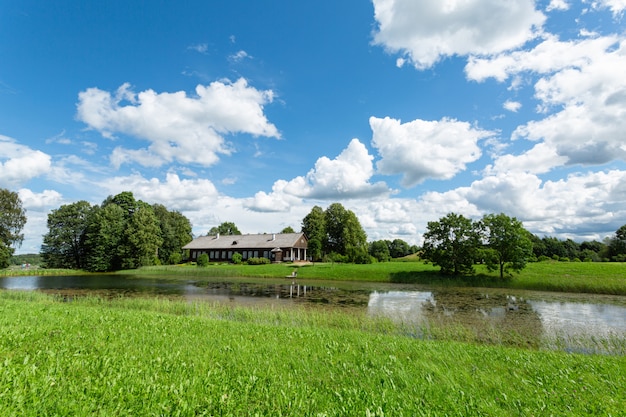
[126,260,626,295]
[0,290,624,416]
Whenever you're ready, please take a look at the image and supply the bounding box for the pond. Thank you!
[2,274,625,354]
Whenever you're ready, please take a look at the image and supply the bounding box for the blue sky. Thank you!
[2,0,626,254]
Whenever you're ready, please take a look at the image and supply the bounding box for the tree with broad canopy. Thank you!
[423,213,481,275]
[0,188,27,269]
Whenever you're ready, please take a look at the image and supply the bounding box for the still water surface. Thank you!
[2,274,625,352]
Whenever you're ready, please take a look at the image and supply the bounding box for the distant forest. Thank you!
[9,253,41,266]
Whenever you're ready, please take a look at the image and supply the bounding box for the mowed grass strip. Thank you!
[0,291,624,416]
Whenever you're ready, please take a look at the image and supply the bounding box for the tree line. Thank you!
[421,212,626,278]
[40,192,193,271]
[2,186,626,271]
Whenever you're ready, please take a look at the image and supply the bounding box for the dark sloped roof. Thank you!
[182,232,307,250]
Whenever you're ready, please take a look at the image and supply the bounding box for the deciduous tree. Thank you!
[341,209,368,263]
[41,201,93,269]
[84,204,126,272]
[369,240,391,262]
[422,213,480,275]
[301,206,325,261]
[389,238,412,258]
[153,204,193,264]
[209,221,241,236]
[122,206,163,269]
[0,188,27,268]
[608,224,626,261]
[301,203,368,262]
[480,213,533,279]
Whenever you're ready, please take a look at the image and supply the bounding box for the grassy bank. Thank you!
[0,267,85,277]
[0,291,624,416]
[3,259,625,294]
[123,260,626,295]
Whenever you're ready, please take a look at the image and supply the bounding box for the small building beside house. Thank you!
[183,232,308,263]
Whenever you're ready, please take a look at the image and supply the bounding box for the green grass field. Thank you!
[0,291,624,416]
[124,260,626,295]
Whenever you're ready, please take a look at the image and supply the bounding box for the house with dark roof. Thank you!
[183,232,308,263]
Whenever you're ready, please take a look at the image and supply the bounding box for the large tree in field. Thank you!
[41,201,93,269]
[479,213,533,279]
[422,213,481,275]
[301,205,326,261]
[0,188,27,268]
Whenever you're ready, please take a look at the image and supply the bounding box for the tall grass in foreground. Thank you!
[0,291,624,416]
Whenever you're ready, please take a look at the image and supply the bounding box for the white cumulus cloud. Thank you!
[590,0,626,15]
[0,135,52,188]
[372,0,545,69]
[76,78,280,168]
[99,172,220,212]
[370,116,493,187]
[420,169,626,240]
[281,138,391,200]
[243,139,391,213]
[17,188,65,254]
[503,100,522,112]
[546,0,570,11]
[467,34,626,170]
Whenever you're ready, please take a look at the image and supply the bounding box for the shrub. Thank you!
[197,253,209,267]
[538,255,551,262]
[232,253,243,264]
[325,252,349,263]
[168,252,182,265]
[246,257,270,265]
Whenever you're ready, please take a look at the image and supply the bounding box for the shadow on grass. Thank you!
[390,270,512,287]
